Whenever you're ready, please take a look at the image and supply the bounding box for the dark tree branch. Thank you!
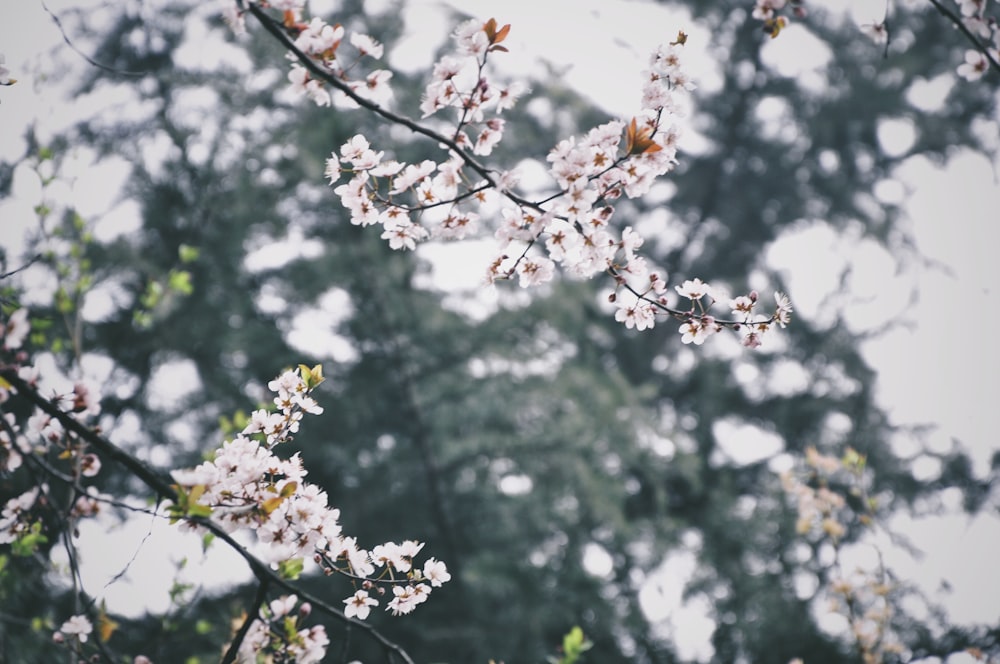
[0,368,417,664]
[926,0,1000,74]
[239,1,497,184]
[221,579,270,664]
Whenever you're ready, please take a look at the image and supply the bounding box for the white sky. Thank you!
[2,0,999,661]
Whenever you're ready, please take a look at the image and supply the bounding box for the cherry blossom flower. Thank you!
[752,0,787,21]
[646,273,667,297]
[221,3,246,36]
[344,590,379,619]
[267,595,296,618]
[516,256,555,287]
[679,316,719,345]
[958,0,986,17]
[351,69,393,104]
[350,33,384,59]
[294,18,344,56]
[474,118,505,155]
[287,64,331,106]
[390,160,436,194]
[0,414,22,472]
[340,134,373,162]
[957,49,990,80]
[730,294,755,317]
[435,210,479,239]
[423,558,452,587]
[774,291,793,327]
[674,278,712,301]
[860,22,889,45]
[495,81,527,113]
[381,217,429,250]
[58,615,93,643]
[1,308,29,349]
[615,299,656,331]
[387,584,419,615]
[0,486,42,544]
[741,330,763,349]
[79,453,101,478]
[69,381,101,416]
[453,18,490,57]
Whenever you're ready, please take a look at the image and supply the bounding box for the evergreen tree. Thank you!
[0,1,996,662]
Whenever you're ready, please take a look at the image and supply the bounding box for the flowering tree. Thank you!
[1,0,997,662]
[751,0,1000,83]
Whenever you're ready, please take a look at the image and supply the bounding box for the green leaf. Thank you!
[12,523,48,557]
[178,244,200,263]
[277,558,304,580]
[169,581,193,602]
[140,280,163,309]
[168,269,193,295]
[298,363,324,389]
[55,286,73,314]
[282,615,298,640]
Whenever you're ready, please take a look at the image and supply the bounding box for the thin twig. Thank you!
[0,254,42,281]
[40,0,145,77]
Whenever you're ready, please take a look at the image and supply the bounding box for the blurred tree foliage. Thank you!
[1,0,997,662]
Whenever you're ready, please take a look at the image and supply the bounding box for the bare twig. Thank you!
[0,254,42,281]
[40,0,145,77]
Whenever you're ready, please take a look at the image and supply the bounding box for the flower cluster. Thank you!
[954,0,1000,81]
[780,446,850,540]
[0,308,29,350]
[325,17,523,253]
[247,8,793,345]
[2,305,448,661]
[759,0,999,82]
[168,364,450,656]
[226,0,394,107]
[827,570,905,664]
[616,278,793,346]
[750,0,807,38]
[0,485,44,548]
[234,3,792,345]
[237,595,329,664]
[486,39,689,297]
[0,310,110,549]
[781,447,904,663]
[53,614,93,645]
